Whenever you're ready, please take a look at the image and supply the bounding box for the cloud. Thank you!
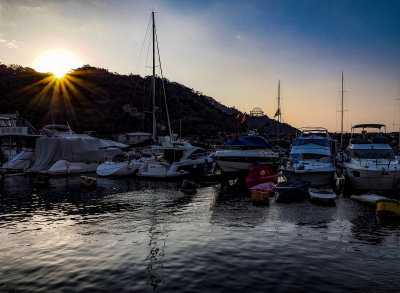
[6,40,18,48]
[0,37,18,48]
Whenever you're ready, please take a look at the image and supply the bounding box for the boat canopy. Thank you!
[352,124,386,130]
[28,134,125,172]
[224,136,271,148]
[293,136,329,147]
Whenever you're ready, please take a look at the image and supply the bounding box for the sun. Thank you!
[33,49,82,78]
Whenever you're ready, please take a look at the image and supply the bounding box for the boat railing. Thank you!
[356,158,395,168]
[211,145,266,151]
[286,156,336,170]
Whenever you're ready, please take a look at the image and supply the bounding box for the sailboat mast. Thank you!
[278,80,281,133]
[152,11,156,141]
[341,72,344,151]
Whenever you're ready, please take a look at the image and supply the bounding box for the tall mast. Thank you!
[152,11,156,141]
[341,72,344,151]
[277,80,281,133]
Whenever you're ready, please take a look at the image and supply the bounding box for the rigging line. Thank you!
[143,25,153,124]
[155,28,172,137]
[131,16,152,124]
[135,15,152,76]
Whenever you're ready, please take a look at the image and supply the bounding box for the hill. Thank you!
[0,63,297,137]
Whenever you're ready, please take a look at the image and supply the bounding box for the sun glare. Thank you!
[33,49,82,78]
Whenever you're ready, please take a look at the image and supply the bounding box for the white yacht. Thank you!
[0,114,43,172]
[281,127,336,187]
[96,150,152,177]
[343,124,400,191]
[137,139,212,178]
[212,136,280,174]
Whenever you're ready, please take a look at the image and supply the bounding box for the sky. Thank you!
[0,0,399,132]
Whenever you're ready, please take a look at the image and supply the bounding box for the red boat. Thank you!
[245,165,278,189]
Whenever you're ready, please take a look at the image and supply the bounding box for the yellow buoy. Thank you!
[80,176,97,188]
[376,199,400,218]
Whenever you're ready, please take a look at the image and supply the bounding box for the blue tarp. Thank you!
[224,136,271,148]
[293,136,329,147]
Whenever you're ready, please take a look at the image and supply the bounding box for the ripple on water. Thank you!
[1,176,400,292]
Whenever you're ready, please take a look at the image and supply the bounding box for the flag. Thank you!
[274,108,281,118]
[235,113,240,119]
[241,114,247,124]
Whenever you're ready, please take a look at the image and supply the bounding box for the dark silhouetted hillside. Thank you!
[0,63,297,137]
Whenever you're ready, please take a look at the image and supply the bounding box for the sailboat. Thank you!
[135,12,212,179]
[96,12,163,178]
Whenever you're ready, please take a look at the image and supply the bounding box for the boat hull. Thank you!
[136,162,189,178]
[275,182,309,202]
[283,170,335,187]
[41,160,99,175]
[308,187,337,203]
[215,159,278,173]
[96,160,142,177]
[345,168,400,191]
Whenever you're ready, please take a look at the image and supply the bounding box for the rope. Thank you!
[155,28,172,138]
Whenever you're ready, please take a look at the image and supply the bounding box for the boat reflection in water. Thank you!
[1,175,400,292]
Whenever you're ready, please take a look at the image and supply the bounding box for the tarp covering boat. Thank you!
[28,134,125,172]
[224,136,271,148]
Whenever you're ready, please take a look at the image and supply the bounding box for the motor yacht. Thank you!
[281,127,336,187]
[343,124,400,191]
[212,136,280,175]
[0,114,43,172]
[137,139,212,178]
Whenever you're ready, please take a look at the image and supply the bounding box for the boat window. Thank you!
[352,149,395,159]
[164,149,184,164]
[293,138,329,147]
[188,149,206,159]
[0,119,12,127]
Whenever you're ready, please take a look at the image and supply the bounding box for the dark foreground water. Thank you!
[0,176,399,292]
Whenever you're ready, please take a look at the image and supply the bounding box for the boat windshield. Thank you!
[291,153,331,161]
[293,137,329,147]
[0,119,12,127]
[348,149,395,159]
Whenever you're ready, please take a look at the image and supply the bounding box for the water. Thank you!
[1,176,400,292]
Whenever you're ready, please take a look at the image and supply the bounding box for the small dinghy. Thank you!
[179,179,199,194]
[275,180,310,202]
[250,182,276,204]
[376,199,400,218]
[350,194,388,205]
[309,187,337,203]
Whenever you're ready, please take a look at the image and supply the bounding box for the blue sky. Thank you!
[0,0,399,131]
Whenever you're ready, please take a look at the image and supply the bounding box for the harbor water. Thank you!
[1,176,400,292]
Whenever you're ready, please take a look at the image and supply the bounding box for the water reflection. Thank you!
[210,187,269,228]
[1,175,400,292]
